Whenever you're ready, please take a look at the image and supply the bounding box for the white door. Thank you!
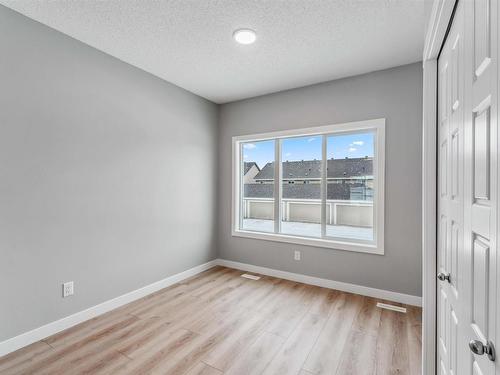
[438,0,499,374]
[462,0,498,373]
[437,2,466,373]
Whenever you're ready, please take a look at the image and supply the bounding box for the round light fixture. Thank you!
[233,29,257,45]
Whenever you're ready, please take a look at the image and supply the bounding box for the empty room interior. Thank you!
[1,0,500,374]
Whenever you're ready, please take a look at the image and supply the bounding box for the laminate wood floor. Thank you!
[0,266,422,375]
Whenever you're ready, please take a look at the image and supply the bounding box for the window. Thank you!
[241,140,275,233]
[232,119,385,254]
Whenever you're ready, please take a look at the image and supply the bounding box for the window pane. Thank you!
[326,132,374,241]
[241,140,275,232]
[280,136,322,238]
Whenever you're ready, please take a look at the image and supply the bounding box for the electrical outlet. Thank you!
[62,281,74,298]
[294,250,301,261]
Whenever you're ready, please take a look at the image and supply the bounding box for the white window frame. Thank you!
[232,118,385,255]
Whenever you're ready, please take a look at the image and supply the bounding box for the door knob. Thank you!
[469,340,496,362]
[437,272,451,282]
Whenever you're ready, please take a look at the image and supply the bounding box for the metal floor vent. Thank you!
[376,302,407,313]
[241,273,261,280]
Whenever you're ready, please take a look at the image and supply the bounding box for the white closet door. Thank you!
[437,2,466,373]
[462,0,498,374]
[438,0,498,374]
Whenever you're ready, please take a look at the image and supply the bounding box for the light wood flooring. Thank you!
[0,266,422,375]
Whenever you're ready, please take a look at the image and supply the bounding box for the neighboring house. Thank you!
[243,162,260,183]
[245,157,373,201]
[253,157,373,184]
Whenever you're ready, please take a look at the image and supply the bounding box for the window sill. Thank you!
[232,229,384,255]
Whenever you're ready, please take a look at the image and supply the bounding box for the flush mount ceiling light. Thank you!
[233,29,257,45]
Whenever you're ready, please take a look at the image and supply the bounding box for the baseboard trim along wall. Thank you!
[217,259,422,307]
[0,258,422,357]
[0,260,218,357]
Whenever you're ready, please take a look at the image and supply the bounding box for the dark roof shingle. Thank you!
[253,158,373,180]
[243,162,260,175]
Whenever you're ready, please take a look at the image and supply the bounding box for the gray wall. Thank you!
[0,6,218,341]
[218,63,423,297]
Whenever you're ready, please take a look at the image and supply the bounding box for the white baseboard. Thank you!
[217,259,422,307]
[1,257,421,358]
[0,260,218,357]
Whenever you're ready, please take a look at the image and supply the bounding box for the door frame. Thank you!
[422,1,457,374]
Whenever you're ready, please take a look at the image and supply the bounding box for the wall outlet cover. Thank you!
[62,281,74,298]
[294,250,301,261]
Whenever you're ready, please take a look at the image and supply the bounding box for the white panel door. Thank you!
[438,0,498,374]
[438,3,466,374]
[463,0,498,374]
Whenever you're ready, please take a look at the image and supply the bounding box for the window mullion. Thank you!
[321,135,327,238]
[274,139,281,233]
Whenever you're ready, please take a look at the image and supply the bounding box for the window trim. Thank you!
[232,118,385,255]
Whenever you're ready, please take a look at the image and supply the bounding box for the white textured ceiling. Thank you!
[1,0,427,103]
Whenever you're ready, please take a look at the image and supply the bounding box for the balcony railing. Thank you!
[242,197,373,227]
